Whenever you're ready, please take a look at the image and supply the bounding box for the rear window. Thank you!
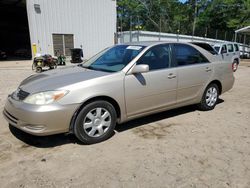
[191,43,218,55]
[227,44,234,52]
[234,44,239,51]
[174,44,209,66]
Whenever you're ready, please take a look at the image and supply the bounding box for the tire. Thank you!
[74,100,117,144]
[232,59,238,72]
[36,67,42,73]
[32,63,36,71]
[198,83,219,111]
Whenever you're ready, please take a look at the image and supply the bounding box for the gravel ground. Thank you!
[0,60,250,188]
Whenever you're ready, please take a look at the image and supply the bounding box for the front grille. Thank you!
[17,89,30,100]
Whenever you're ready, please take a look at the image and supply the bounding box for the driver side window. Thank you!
[221,45,227,53]
[137,45,170,71]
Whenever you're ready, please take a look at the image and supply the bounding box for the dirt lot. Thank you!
[0,60,250,188]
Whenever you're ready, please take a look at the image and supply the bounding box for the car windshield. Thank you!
[80,45,145,72]
[214,46,220,52]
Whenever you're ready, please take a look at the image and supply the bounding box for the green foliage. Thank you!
[117,0,250,38]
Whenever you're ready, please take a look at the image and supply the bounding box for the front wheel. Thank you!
[198,83,219,111]
[36,66,42,73]
[74,100,117,144]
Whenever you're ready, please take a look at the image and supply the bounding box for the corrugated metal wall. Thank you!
[26,0,116,59]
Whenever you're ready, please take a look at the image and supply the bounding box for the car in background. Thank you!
[239,44,250,59]
[191,42,218,55]
[0,50,7,60]
[213,42,240,71]
[3,42,235,144]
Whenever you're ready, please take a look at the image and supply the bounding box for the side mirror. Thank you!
[131,64,149,74]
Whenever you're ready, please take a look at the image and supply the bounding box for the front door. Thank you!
[125,44,177,117]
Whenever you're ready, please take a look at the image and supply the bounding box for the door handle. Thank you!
[205,67,212,72]
[168,73,176,79]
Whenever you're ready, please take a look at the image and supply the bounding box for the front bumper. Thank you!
[3,96,79,136]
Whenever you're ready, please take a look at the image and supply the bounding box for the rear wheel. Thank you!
[74,100,117,144]
[232,59,238,72]
[198,83,219,111]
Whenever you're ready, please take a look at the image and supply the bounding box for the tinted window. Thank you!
[137,45,170,71]
[174,44,209,66]
[234,44,239,51]
[214,46,220,52]
[191,43,218,55]
[227,44,234,52]
[221,45,227,53]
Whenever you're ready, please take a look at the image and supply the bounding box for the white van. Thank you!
[213,42,240,71]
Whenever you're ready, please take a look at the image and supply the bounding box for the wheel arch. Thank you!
[233,58,239,63]
[208,80,222,95]
[69,96,121,133]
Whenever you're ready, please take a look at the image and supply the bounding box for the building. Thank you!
[0,0,116,60]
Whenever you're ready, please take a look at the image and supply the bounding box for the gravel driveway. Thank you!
[0,60,250,188]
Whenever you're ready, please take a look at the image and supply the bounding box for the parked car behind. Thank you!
[239,44,250,59]
[3,42,235,144]
[213,42,240,71]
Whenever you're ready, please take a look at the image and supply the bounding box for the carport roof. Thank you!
[235,26,250,35]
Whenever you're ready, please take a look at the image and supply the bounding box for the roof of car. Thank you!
[213,42,239,46]
[119,41,221,63]
[121,41,168,46]
[121,41,207,47]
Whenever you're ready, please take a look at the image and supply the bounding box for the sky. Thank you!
[179,0,187,3]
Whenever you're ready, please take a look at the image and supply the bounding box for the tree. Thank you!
[117,0,250,40]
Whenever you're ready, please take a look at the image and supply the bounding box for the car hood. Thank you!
[19,66,112,94]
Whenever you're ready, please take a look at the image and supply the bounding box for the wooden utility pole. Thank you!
[192,0,197,37]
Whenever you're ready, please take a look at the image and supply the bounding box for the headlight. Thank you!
[23,90,69,105]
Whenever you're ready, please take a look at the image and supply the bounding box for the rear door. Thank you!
[227,43,234,62]
[233,43,240,57]
[173,44,212,103]
[124,44,177,117]
[221,44,231,62]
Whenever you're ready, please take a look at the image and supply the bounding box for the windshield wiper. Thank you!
[78,64,94,70]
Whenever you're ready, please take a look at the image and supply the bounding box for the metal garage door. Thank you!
[52,34,74,56]
[64,34,74,56]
